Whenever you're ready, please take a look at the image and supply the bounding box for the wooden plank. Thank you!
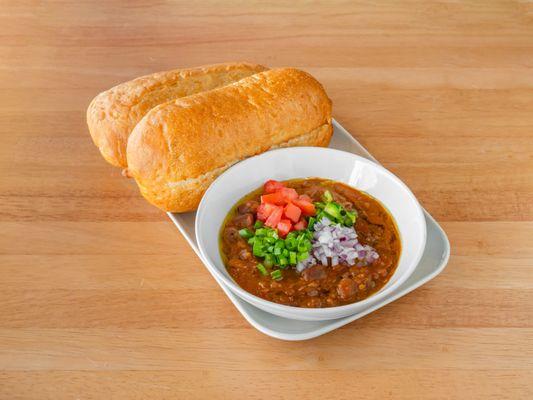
[0,328,531,371]
[1,370,532,400]
[0,286,530,329]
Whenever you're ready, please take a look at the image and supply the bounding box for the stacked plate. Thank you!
[168,120,450,340]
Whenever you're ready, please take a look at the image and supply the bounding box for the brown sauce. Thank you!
[220,178,401,308]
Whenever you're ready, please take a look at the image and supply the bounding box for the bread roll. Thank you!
[127,68,333,213]
[87,62,267,167]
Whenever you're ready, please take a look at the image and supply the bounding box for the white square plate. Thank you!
[168,119,450,340]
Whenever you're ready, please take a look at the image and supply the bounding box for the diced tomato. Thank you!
[293,219,307,231]
[256,203,277,221]
[277,219,292,237]
[260,191,285,205]
[283,202,301,223]
[279,187,298,202]
[265,206,283,228]
[299,194,312,202]
[292,198,316,216]
[264,179,285,193]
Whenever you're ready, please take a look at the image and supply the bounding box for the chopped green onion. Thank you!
[264,254,275,267]
[256,263,268,276]
[271,269,283,280]
[289,251,297,264]
[286,231,297,240]
[297,251,309,262]
[254,220,264,229]
[254,228,267,236]
[311,197,356,228]
[285,237,297,250]
[252,241,265,257]
[239,228,253,239]
[324,202,342,220]
[297,241,308,252]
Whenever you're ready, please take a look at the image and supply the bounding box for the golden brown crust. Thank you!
[126,68,333,212]
[87,62,267,167]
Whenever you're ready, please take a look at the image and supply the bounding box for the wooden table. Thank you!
[1,1,532,398]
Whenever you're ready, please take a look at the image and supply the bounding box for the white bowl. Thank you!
[196,147,426,321]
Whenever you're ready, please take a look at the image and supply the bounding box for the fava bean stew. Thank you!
[220,178,401,308]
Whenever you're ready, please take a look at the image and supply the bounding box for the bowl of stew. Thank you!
[196,147,426,321]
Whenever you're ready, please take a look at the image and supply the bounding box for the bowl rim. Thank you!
[196,146,427,317]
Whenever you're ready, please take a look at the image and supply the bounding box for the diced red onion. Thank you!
[297,216,379,272]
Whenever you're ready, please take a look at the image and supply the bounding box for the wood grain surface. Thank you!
[1,1,532,399]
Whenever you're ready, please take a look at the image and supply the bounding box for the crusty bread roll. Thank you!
[127,68,333,212]
[87,62,267,167]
